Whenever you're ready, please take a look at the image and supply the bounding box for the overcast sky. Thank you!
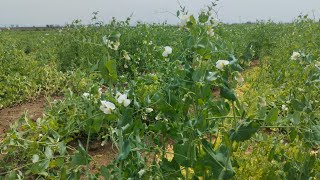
[1,0,320,26]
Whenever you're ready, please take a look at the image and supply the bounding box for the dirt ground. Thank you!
[0,98,47,134]
[0,97,117,171]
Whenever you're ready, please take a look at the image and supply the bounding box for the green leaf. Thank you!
[117,140,131,160]
[71,143,91,166]
[289,111,300,125]
[161,158,181,174]
[32,154,40,163]
[58,142,67,156]
[101,166,110,179]
[189,15,196,26]
[173,143,191,167]
[198,13,209,23]
[99,57,118,83]
[31,159,50,174]
[105,59,118,83]
[45,147,53,159]
[60,168,67,180]
[110,32,121,40]
[220,86,237,101]
[309,125,320,145]
[229,120,260,142]
[291,99,304,111]
[265,108,278,123]
[117,108,133,128]
[92,117,103,133]
[258,107,267,119]
[201,140,235,179]
[8,171,17,180]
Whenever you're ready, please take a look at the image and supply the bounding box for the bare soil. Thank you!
[0,98,47,135]
[250,59,260,68]
[89,141,117,172]
[0,97,117,172]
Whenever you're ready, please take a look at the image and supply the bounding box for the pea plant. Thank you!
[1,4,320,180]
[92,7,260,179]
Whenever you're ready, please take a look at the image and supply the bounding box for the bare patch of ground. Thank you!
[0,98,47,134]
[89,141,117,172]
[250,59,260,68]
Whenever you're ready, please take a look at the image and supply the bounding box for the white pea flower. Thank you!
[162,46,172,57]
[290,52,301,60]
[102,36,120,50]
[138,169,146,178]
[103,36,112,46]
[113,41,120,50]
[180,15,190,26]
[82,93,91,98]
[211,19,220,27]
[123,51,131,60]
[207,28,215,37]
[100,100,116,114]
[281,104,288,111]
[116,92,131,107]
[146,108,154,113]
[101,140,107,147]
[315,61,320,68]
[98,88,103,97]
[216,60,230,71]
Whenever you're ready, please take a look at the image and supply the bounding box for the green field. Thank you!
[0,12,320,179]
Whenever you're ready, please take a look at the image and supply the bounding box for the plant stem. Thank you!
[232,102,237,128]
[85,129,91,180]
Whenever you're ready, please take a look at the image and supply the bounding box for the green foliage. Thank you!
[1,8,320,180]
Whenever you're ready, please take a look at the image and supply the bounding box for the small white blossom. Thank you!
[281,104,288,111]
[98,88,103,97]
[103,36,120,50]
[113,41,120,50]
[216,60,230,71]
[103,36,112,46]
[123,52,131,60]
[138,169,146,178]
[116,92,131,107]
[101,140,107,147]
[290,52,301,60]
[100,100,116,114]
[180,15,190,26]
[162,46,172,57]
[146,108,154,113]
[82,93,91,98]
[207,28,215,37]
